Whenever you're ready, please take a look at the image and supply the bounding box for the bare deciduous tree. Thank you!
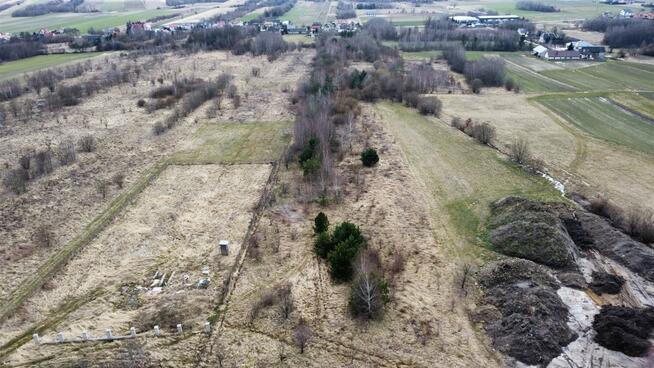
[292,319,312,354]
[350,249,385,320]
[277,282,294,319]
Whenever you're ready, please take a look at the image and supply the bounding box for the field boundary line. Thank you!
[504,58,578,91]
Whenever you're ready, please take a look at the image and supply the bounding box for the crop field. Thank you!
[536,95,654,155]
[280,0,331,25]
[0,8,178,33]
[540,61,654,91]
[482,0,617,23]
[609,92,654,121]
[0,53,106,81]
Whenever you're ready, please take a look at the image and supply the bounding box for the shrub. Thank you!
[152,121,166,135]
[516,1,559,12]
[112,172,125,189]
[625,208,654,244]
[361,148,379,167]
[57,140,77,165]
[471,78,483,94]
[505,78,515,91]
[314,212,329,234]
[403,91,420,108]
[509,137,531,164]
[34,150,53,176]
[417,96,442,116]
[33,224,55,248]
[277,283,294,319]
[327,238,361,282]
[3,168,28,194]
[251,67,261,77]
[314,231,333,258]
[95,179,109,199]
[137,99,146,108]
[78,135,96,153]
[471,123,496,145]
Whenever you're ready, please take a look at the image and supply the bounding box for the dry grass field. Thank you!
[0,48,313,366]
[437,92,654,210]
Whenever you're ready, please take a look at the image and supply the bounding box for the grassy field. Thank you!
[374,102,563,258]
[172,121,292,164]
[536,95,654,155]
[485,0,619,22]
[0,8,177,33]
[609,92,654,121]
[540,61,654,91]
[279,0,330,25]
[0,53,105,81]
[283,33,314,45]
[0,119,290,325]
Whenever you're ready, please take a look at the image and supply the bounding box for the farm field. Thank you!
[437,92,654,210]
[536,95,654,155]
[0,8,179,33]
[482,0,618,23]
[609,92,654,121]
[0,53,106,81]
[374,102,563,257]
[167,0,247,24]
[280,0,331,25]
[540,61,654,91]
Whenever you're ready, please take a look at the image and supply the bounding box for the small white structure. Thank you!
[130,327,137,337]
[176,324,183,334]
[219,240,230,255]
[204,322,211,334]
[154,325,161,336]
[56,332,65,343]
[33,334,40,345]
[532,45,548,57]
[81,331,90,341]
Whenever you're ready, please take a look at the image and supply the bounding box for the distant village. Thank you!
[0,17,360,48]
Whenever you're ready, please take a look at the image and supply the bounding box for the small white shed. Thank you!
[219,240,229,255]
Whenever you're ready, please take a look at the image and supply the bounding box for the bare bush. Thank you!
[589,194,624,225]
[3,168,28,194]
[509,137,531,164]
[471,122,496,145]
[417,96,442,116]
[292,319,312,354]
[57,140,77,165]
[112,172,125,189]
[34,150,53,176]
[33,224,55,248]
[78,135,96,153]
[95,179,109,199]
[152,121,166,135]
[625,208,654,244]
[389,252,406,277]
[251,67,261,77]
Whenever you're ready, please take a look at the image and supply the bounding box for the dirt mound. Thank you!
[477,259,577,366]
[589,271,625,295]
[488,197,577,269]
[593,305,654,357]
[572,211,654,282]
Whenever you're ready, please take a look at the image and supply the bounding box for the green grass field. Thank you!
[0,53,105,80]
[375,102,563,258]
[486,0,619,22]
[609,92,654,121]
[280,0,329,25]
[536,95,654,155]
[540,61,654,91]
[172,121,292,164]
[0,8,177,33]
